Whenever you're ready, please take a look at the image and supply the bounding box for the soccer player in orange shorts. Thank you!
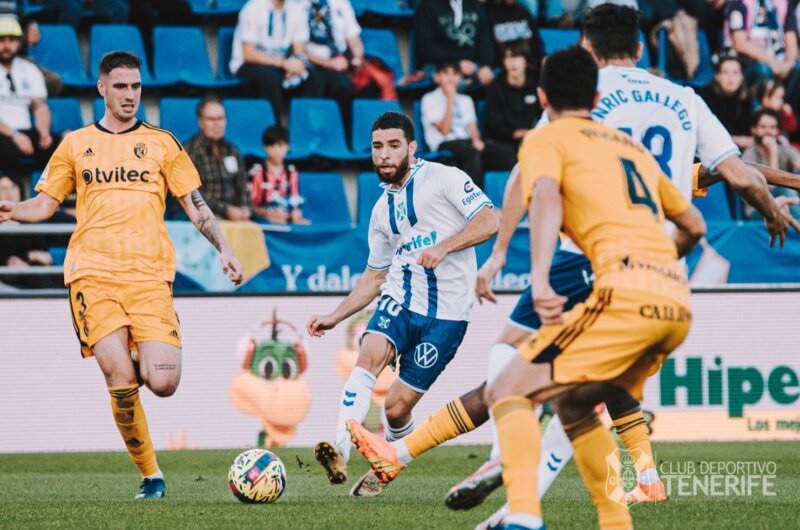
[0,51,244,499]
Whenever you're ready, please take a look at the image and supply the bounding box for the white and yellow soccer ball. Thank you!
[228,449,287,503]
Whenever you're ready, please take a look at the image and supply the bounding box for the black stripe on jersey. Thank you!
[93,120,143,135]
[142,122,184,150]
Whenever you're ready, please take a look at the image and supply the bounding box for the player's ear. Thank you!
[97,78,105,98]
[537,87,549,110]
[408,139,417,158]
[635,41,644,63]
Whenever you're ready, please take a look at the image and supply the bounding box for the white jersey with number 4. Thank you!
[366,159,493,322]
[538,64,740,253]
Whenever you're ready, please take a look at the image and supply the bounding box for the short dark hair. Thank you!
[583,3,640,61]
[752,107,780,127]
[262,125,289,146]
[98,51,141,76]
[371,111,415,142]
[196,96,223,117]
[435,60,460,73]
[501,40,531,60]
[540,46,598,112]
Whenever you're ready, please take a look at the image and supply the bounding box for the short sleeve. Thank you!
[35,134,75,203]
[658,173,691,218]
[518,128,565,206]
[726,2,747,33]
[238,1,262,44]
[166,148,202,198]
[28,66,47,100]
[366,206,393,270]
[288,3,310,44]
[460,95,477,125]
[340,0,361,39]
[421,91,441,126]
[439,167,492,220]
[694,94,740,171]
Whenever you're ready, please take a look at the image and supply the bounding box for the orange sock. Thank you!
[405,398,475,458]
[492,396,541,517]
[566,415,632,530]
[109,385,159,477]
[612,410,657,480]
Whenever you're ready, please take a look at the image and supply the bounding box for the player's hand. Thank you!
[766,195,800,247]
[0,200,15,223]
[11,132,34,156]
[330,56,350,72]
[476,251,506,304]
[417,244,449,269]
[307,314,338,337]
[477,65,494,85]
[220,247,244,286]
[532,283,568,325]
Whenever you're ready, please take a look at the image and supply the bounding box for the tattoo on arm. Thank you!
[190,190,225,252]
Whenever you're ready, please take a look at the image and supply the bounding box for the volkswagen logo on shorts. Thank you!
[414,342,439,369]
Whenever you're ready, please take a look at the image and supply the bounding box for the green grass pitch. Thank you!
[1,442,797,529]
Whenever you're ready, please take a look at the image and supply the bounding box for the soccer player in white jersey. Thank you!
[306,111,498,495]
[343,1,798,519]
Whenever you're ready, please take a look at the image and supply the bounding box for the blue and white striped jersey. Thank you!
[366,159,493,322]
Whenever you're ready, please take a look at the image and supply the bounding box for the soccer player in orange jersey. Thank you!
[0,51,244,499]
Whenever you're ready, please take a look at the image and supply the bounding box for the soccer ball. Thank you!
[228,449,286,503]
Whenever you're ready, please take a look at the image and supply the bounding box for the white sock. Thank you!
[392,438,414,464]
[504,512,544,529]
[386,419,414,441]
[487,342,520,460]
[335,366,376,462]
[144,470,163,480]
[536,414,574,499]
[638,467,660,485]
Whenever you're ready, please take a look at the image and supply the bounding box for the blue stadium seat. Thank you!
[153,26,241,87]
[288,98,367,161]
[90,25,170,87]
[357,172,384,225]
[693,182,734,221]
[223,99,276,158]
[351,99,402,155]
[20,0,54,15]
[48,98,84,133]
[93,98,147,123]
[540,28,581,55]
[217,27,241,81]
[637,30,651,69]
[483,171,509,208]
[186,0,246,16]
[350,0,414,18]
[412,101,452,161]
[29,25,94,88]
[404,31,435,92]
[360,28,404,83]
[657,28,714,88]
[476,100,486,134]
[298,172,353,226]
[159,97,202,143]
[30,171,42,197]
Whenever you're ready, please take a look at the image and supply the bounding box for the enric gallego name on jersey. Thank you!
[659,357,799,418]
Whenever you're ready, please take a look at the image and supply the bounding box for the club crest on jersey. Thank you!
[395,201,407,222]
[414,342,439,369]
[133,142,147,159]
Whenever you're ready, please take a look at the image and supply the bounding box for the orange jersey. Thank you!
[36,121,201,284]
[519,117,692,303]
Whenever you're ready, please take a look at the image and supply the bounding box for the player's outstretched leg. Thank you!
[606,393,667,503]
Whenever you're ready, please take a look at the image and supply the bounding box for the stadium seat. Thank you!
[476,100,486,134]
[637,30,652,69]
[412,101,452,161]
[403,31,435,93]
[298,172,353,226]
[287,98,367,161]
[360,28,404,83]
[186,0,246,16]
[351,99,402,155]
[159,97,202,143]
[153,26,241,88]
[48,98,84,134]
[93,98,147,123]
[217,27,239,81]
[657,28,714,88]
[90,25,170,87]
[357,171,385,225]
[29,25,94,88]
[483,171,509,208]
[223,99,276,158]
[693,182,735,221]
[351,0,414,18]
[540,28,581,55]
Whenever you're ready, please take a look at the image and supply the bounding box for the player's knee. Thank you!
[148,378,179,397]
[484,379,510,407]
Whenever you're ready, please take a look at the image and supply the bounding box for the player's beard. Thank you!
[375,154,409,185]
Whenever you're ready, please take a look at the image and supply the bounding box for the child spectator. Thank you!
[251,125,309,224]
[755,78,799,148]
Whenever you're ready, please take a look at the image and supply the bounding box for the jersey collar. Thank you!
[94,119,142,135]
[382,159,426,194]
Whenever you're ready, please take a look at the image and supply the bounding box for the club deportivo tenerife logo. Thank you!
[414,342,439,369]
[606,447,651,506]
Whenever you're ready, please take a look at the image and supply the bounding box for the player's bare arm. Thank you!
[417,206,499,269]
[0,192,60,224]
[177,189,244,286]
[528,177,568,325]
[306,268,388,337]
[713,156,798,247]
[476,163,525,304]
